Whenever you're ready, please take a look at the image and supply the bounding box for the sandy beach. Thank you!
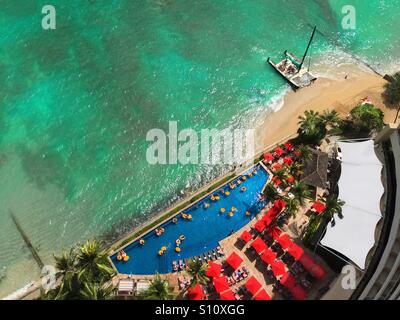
[256,65,397,150]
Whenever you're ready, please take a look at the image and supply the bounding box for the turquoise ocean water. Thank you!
[0,0,399,296]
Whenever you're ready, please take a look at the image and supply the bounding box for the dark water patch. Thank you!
[16,144,71,196]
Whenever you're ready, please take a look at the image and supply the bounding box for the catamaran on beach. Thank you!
[268,26,317,90]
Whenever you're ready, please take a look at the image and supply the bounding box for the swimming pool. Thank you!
[111,163,270,275]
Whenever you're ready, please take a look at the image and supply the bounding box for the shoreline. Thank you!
[2,64,397,299]
[255,64,395,151]
[109,64,396,268]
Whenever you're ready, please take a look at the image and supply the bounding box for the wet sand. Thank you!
[255,65,396,151]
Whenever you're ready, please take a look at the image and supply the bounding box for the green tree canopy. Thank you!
[297,110,327,145]
[382,72,400,122]
[137,273,175,300]
[344,103,384,135]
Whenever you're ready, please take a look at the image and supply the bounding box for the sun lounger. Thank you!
[217,246,224,256]
[208,251,214,261]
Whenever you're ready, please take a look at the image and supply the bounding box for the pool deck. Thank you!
[111,139,338,300]
[217,200,335,300]
[112,198,335,299]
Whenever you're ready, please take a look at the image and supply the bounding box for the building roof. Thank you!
[301,149,328,188]
[320,140,384,269]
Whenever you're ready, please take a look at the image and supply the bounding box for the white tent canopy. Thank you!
[321,140,384,269]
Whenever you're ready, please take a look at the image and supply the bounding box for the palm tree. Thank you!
[382,72,400,122]
[297,110,327,145]
[51,248,81,299]
[138,274,174,300]
[296,144,313,162]
[323,197,345,227]
[291,181,311,206]
[289,162,303,177]
[347,103,384,134]
[80,282,114,300]
[284,197,300,218]
[274,168,288,181]
[322,109,341,133]
[186,259,209,286]
[263,183,278,200]
[76,240,115,283]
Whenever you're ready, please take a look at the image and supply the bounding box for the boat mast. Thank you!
[299,26,316,71]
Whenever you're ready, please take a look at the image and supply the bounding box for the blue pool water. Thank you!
[111,164,269,275]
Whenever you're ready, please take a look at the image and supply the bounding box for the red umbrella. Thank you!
[311,264,326,280]
[254,289,271,300]
[254,220,266,233]
[240,230,253,243]
[283,156,293,166]
[188,283,205,300]
[263,153,274,162]
[287,243,304,260]
[276,234,293,249]
[280,273,297,289]
[311,201,326,214]
[213,276,230,293]
[261,248,277,265]
[206,261,222,278]
[271,260,286,277]
[226,252,243,270]
[290,284,307,300]
[272,162,283,170]
[267,226,282,238]
[294,150,301,158]
[273,199,286,211]
[284,141,295,151]
[251,237,268,254]
[299,254,326,280]
[219,289,236,300]
[245,276,262,296]
[274,146,285,157]
[265,206,280,222]
[286,175,295,184]
[274,179,282,187]
[261,214,273,226]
